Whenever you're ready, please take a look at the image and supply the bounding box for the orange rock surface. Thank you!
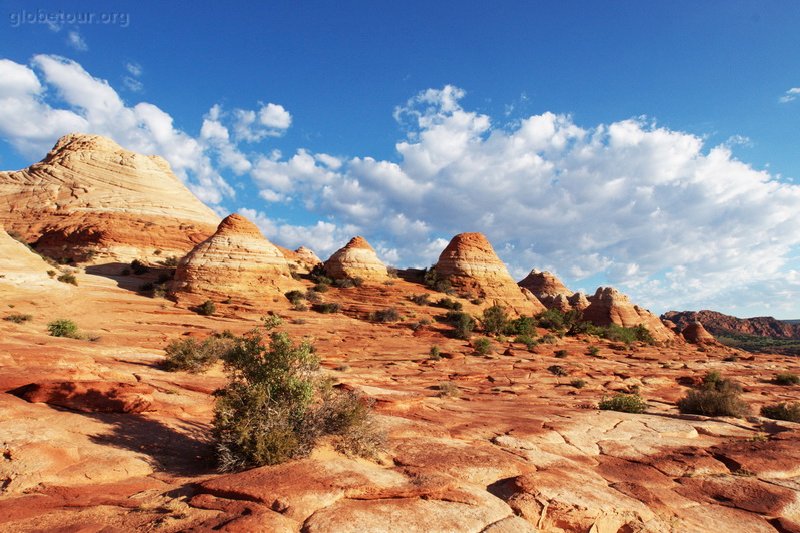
[170,213,301,301]
[0,133,219,263]
[435,232,546,315]
[583,287,676,342]
[323,236,389,281]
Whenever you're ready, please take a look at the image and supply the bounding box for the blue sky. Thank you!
[1,0,800,318]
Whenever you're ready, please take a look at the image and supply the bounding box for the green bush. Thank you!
[760,402,800,422]
[587,346,600,356]
[536,308,581,332]
[599,393,648,413]
[443,311,475,339]
[313,303,341,314]
[47,319,80,338]
[540,333,559,344]
[410,294,431,306]
[677,371,749,418]
[196,300,216,316]
[285,290,306,305]
[601,324,655,345]
[213,325,381,470]
[57,272,78,285]
[429,346,442,360]
[481,305,509,336]
[369,307,400,323]
[774,373,800,386]
[130,259,149,275]
[514,334,538,350]
[162,336,233,373]
[311,282,330,293]
[437,381,460,398]
[547,364,568,376]
[4,313,32,323]
[473,337,493,356]
[435,297,462,311]
[570,378,587,389]
[333,277,363,288]
[554,349,568,358]
[505,316,536,336]
[424,267,452,293]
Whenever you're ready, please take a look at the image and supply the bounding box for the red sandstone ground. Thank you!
[2,268,800,532]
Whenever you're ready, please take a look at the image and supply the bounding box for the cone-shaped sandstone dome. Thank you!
[435,232,545,315]
[682,321,717,344]
[171,213,299,300]
[0,133,219,263]
[583,287,675,342]
[323,236,389,281]
[278,245,322,275]
[518,269,572,300]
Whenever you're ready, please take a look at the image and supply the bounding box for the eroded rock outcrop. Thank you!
[171,213,300,300]
[435,233,545,315]
[583,287,675,342]
[324,236,389,281]
[682,321,718,345]
[0,226,61,287]
[279,245,322,274]
[0,133,219,263]
[10,381,155,414]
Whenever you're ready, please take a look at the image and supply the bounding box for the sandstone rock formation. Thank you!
[583,287,675,342]
[279,245,322,274]
[170,213,300,300]
[324,236,389,281]
[663,310,800,339]
[10,381,155,414]
[518,269,572,301]
[0,226,61,287]
[568,291,591,311]
[435,233,545,315]
[682,321,718,345]
[0,133,219,263]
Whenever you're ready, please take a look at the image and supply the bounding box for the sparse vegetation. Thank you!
[541,333,559,344]
[547,364,568,376]
[162,335,234,373]
[130,259,149,275]
[196,300,216,316]
[554,349,568,358]
[313,303,341,314]
[481,305,509,336]
[599,393,648,413]
[4,313,32,323]
[212,322,382,470]
[677,371,750,418]
[435,297,462,311]
[409,294,431,306]
[285,290,306,305]
[443,310,475,340]
[158,255,180,267]
[760,402,800,422]
[774,372,800,386]
[437,381,460,398]
[473,337,493,356]
[369,307,400,323]
[514,334,538,350]
[57,272,78,285]
[47,319,80,339]
[570,378,587,389]
[424,266,452,294]
[587,346,600,356]
[429,346,442,360]
[333,277,363,289]
[505,316,536,337]
[312,282,330,293]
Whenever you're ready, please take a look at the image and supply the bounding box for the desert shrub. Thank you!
[774,372,800,386]
[424,267,452,293]
[473,337,493,356]
[131,259,149,275]
[262,315,284,330]
[308,264,331,284]
[305,290,322,303]
[162,336,233,373]
[47,319,80,339]
[601,324,655,345]
[760,402,800,422]
[285,290,306,305]
[158,255,179,267]
[196,300,216,316]
[386,266,399,278]
[369,307,400,323]
[4,313,32,323]
[443,311,475,340]
[213,326,381,470]
[599,393,648,413]
[311,282,330,293]
[570,378,587,389]
[481,305,509,336]
[554,349,568,358]
[435,297,462,311]
[536,308,581,332]
[677,371,749,418]
[588,346,600,356]
[505,316,536,337]
[541,333,559,344]
[47,270,57,277]
[568,321,604,336]
[313,303,341,314]
[57,273,78,285]
[409,294,431,306]
[437,381,460,398]
[547,364,568,376]
[514,334,538,350]
[429,346,442,360]
[334,278,356,289]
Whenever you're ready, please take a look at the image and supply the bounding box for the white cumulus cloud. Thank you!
[779,87,800,103]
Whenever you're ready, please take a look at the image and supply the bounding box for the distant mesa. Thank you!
[662,310,800,340]
[0,225,64,288]
[278,245,322,275]
[170,213,301,301]
[435,232,546,315]
[681,321,718,345]
[0,133,220,264]
[323,236,389,281]
[583,287,675,342]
